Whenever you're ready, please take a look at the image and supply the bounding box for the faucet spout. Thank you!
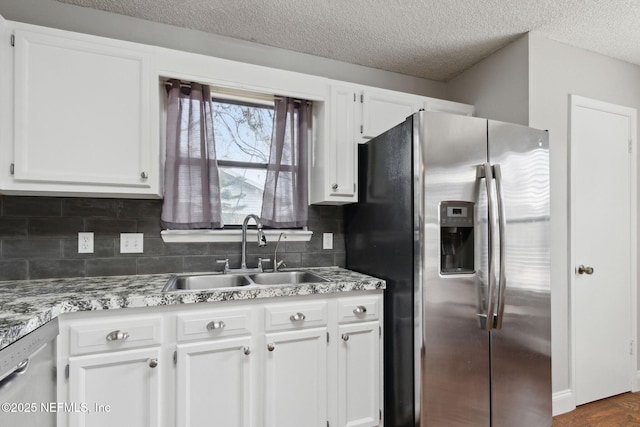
[241,214,267,270]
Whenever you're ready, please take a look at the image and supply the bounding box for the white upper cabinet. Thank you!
[1,25,158,198]
[310,85,358,204]
[424,98,475,116]
[359,89,422,142]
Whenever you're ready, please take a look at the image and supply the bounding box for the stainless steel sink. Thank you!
[248,271,330,285]
[162,270,329,292]
[162,273,252,291]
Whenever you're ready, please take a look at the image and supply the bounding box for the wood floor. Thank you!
[553,392,640,426]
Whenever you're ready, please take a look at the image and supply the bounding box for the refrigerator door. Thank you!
[345,118,416,427]
[418,112,491,426]
[487,121,552,427]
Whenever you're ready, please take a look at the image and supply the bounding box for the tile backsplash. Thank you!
[0,196,345,281]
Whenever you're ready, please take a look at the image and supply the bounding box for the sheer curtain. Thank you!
[161,80,224,229]
[261,97,311,227]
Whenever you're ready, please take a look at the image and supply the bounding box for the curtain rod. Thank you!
[163,80,311,104]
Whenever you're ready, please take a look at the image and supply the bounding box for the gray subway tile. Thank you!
[301,252,335,267]
[85,219,137,237]
[29,259,86,279]
[164,242,209,256]
[87,258,137,277]
[0,260,28,281]
[28,217,84,238]
[0,218,28,238]
[183,256,220,273]
[137,257,183,274]
[63,198,138,218]
[2,240,61,259]
[2,196,62,217]
[137,200,163,219]
[137,218,162,236]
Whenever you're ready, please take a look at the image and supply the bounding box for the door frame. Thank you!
[568,94,638,404]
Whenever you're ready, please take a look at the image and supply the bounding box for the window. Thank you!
[212,97,274,225]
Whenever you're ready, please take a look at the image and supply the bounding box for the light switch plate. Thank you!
[78,232,94,254]
[322,233,333,250]
[120,233,144,254]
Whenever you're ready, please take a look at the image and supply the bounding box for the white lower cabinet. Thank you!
[68,347,162,427]
[57,291,383,427]
[264,328,328,427]
[176,337,253,427]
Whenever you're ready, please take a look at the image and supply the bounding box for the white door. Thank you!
[176,337,253,427]
[570,95,637,405]
[264,328,328,427]
[68,347,161,427]
[337,321,380,427]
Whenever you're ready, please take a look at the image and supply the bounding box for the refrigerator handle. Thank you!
[493,164,507,330]
[477,163,497,331]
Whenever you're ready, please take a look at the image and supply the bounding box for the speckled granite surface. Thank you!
[0,267,384,349]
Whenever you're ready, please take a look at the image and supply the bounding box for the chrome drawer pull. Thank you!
[290,312,306,322]
[106,330,130,341]
[353,306,367,314]
[206,320,226,331]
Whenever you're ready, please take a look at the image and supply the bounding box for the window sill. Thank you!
[161,229,313,243]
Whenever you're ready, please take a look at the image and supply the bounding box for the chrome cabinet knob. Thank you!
[140,172,148,179]
[577,265,594,275]
[106,330,129,341]
[243,346,251,355]
[148,358,158,368]
[207,320,226,331]
[267,343,275,352]
[290,312,306,322]
[353,305,367,315]
[342,334,350,341]
[332,183,338,190]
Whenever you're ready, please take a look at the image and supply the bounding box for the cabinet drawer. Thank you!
[338,296,380,323]
[264,301,328,331]
[69,316,162,356]
[176,308,252,342]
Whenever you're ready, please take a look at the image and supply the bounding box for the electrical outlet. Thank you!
[120,233,144,254]
[322,233,333,250]
[78,232,94,254]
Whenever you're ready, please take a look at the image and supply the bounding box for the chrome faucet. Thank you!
[241,214,267,270]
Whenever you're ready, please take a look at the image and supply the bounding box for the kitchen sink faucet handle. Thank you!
[216,259,230,274]
[258,258,271,272]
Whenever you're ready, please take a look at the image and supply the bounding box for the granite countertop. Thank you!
[0,267,385,349]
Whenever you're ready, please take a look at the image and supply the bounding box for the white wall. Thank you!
[0,0,446,98]
[528,32,640,409]
[446,34,529,125]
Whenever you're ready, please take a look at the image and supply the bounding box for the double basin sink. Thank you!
[163,270,329,292]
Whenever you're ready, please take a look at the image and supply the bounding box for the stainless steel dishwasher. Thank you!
[0,319,58,426]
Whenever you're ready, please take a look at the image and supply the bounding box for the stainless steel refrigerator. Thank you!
[345,111,551,427]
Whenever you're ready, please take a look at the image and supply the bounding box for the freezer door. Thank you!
[487,121,552,427]
[418,112,491,427]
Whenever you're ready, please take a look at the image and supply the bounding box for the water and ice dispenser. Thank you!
[440,201,475,274]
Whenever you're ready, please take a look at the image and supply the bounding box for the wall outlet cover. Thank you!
[120,233,144,254]
[322,233,333,250]
[78,232,94,254]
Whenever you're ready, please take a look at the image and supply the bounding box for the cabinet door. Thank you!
[338,321,381,427]
[68,347,161,427]
[12,29,156,196]
[329,85,357,199]
[264,328,328,427]
[424,98,475,116]
[361,90,420,141]
[176,337,253,427]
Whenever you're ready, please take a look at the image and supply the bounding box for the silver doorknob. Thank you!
[577,265,594,275]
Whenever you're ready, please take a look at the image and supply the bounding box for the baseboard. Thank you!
[553,389,575,416]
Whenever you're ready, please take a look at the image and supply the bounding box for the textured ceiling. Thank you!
[55,0,640,82]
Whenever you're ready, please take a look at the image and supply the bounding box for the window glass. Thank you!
[212,98,274,225]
